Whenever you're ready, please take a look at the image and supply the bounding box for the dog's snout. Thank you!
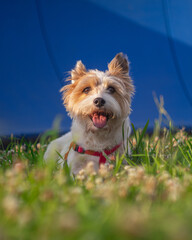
[93,97,105,108]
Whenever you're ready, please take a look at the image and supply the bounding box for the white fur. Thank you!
[44,117,131,175]
[44,59,133,175]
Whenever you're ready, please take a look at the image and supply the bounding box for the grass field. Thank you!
[0,123,192,240]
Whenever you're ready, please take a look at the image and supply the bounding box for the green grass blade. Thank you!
[136,119,149,151]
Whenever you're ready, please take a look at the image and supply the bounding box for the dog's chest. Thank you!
[66,150,100,174]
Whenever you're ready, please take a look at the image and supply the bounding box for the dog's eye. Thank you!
[83,87,91,94]
[107,86,115,94]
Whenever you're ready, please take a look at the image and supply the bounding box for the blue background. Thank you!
[0,0,192,135]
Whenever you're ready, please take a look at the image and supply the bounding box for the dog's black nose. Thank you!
[93,97,105,108]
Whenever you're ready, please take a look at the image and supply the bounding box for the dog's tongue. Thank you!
[92,113,107,128]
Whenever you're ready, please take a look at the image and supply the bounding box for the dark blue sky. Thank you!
[0,0,192,135]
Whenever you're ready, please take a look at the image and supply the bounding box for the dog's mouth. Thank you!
[90,111,113,129]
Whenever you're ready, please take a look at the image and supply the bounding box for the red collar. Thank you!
[64,141,122,165]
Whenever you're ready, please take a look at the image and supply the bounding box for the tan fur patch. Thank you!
[108,52,129,75]
[60,73,100,112]
[71,60,87,81]
[107,52,134,105]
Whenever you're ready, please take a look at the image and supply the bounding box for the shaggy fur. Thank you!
[44,53,134,175]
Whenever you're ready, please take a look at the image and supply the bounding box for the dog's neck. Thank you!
[71,117,125,151]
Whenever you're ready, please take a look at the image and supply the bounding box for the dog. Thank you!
[44,53,134,175]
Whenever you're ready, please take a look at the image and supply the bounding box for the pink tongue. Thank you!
[92,114,107,128]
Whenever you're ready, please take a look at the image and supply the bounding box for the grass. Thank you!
[0,124,192,240]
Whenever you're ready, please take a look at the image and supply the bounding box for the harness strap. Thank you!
[64,141,121,165]
[64,142,76,162]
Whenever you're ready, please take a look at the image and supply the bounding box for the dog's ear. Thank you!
[71,60,87,83]
[108,53,129,76]
[108,53,135,102]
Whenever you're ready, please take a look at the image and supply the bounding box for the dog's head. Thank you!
[60,53,134,131]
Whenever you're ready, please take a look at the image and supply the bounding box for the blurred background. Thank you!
[0,0,192,136]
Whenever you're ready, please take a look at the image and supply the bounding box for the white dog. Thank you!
[44,53,134,175]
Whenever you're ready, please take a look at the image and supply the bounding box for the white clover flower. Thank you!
[2,195,19,216]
